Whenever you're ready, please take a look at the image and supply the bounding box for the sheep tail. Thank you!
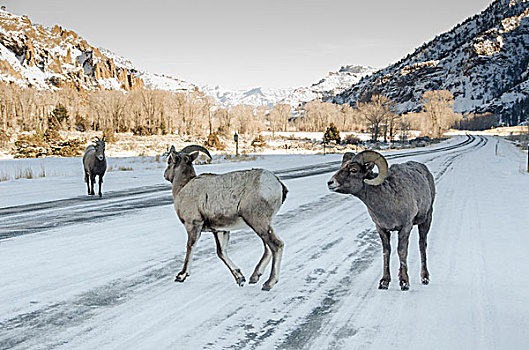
[280,181,288,204]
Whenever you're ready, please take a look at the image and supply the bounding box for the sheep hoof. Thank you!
[98,193,102,197]
[249,273,261,284]
[262,279,277,291]
[236,276,246,287]
[421,278,430,285]
[400,281,410,291]
[175,273,189,282]
[378,279,390,290]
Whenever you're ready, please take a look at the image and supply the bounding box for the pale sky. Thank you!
[3,0,493,90]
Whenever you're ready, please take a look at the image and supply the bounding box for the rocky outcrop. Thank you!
[0,10,145,91]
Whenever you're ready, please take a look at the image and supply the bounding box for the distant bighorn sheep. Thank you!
[328,150,435,291]
[164,145,288,291]
[83,137,107,197]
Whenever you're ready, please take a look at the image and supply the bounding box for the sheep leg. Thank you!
[213,231,245,287]
[249,237,272,284]
[377,226,391,290]
[175,223,202,283]
[85,171,91,195]
[260,226,283,291]
[397,225,413,291]
[89,174,96,195]
[98,174,103,197]
[418,215,432,285]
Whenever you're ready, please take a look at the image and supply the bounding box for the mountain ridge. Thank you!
[0,9,196,93]
[330,0,529,125]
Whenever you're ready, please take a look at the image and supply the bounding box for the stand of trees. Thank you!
[0,83,221,137]
[0,81,468,143]
[454,112,499,130]
[400,91,461,139]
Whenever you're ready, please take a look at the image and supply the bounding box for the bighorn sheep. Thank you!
[83,137,107,197]
[328,150,435,291]
[164,145,288,291]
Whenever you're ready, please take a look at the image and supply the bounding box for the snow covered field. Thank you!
[1,136,528,349]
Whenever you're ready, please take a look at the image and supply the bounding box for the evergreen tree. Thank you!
[323,123,341,143]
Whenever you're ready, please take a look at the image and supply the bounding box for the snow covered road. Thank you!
[0,135,474,240]
[1,135,528,349]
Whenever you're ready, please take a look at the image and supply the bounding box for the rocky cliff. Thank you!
[0,10,194,93]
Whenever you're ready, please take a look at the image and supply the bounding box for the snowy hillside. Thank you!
[98,47,197,92]
[332,0,529,125]
[0,10,142,91]
[0,10,196,93]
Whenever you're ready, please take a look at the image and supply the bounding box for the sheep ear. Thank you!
[186,151,199,164]
[342,152,355,164]
[168,152,180,164]
[169,145,176,154]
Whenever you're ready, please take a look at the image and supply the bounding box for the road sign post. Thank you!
[234,132,239,157]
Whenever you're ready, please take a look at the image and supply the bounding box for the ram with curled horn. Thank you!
[164,144,288,291]
[328,150,435,291]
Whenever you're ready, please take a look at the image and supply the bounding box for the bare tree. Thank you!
[89,90,127,132]
[268,104,291,135]
[422,90,457,138]
[385,112,401,142]
[398,119,411,141]
[231,105,261,135]
[357,95,395,141]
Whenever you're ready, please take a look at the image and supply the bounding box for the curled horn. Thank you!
[353,150,389,186]
[180,145,212,160]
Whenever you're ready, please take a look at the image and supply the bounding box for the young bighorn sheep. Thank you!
[83,137,107,197]
[328,150,435,291]
[164,145,288,291]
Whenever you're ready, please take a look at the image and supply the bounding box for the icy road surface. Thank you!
[1,136,528,349]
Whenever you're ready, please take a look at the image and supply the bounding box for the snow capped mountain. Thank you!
[285,65,377,106]
[202,65,376,107]
[201,85,293,107]
[331,0,529,125]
